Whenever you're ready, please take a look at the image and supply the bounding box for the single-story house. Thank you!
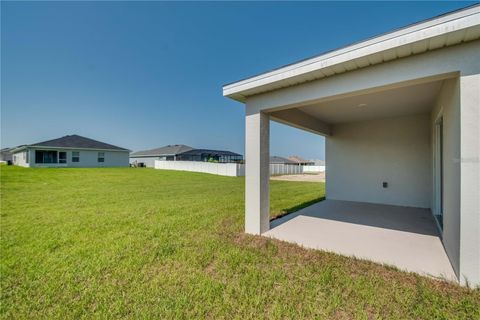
[0,148,14,163]
[287,156,315,165]
[269,156,298,165]
[223,5,480,285]
[311,159,325,166]
[11,135,129,168]
[130,144,243,167]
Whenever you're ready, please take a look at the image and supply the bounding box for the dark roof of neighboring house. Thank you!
[287,156,313,164]
[131,145,242,157]
[13,135,129,152]
[270,156,297,164]
[130,144,194,157]
[179,148,242,157]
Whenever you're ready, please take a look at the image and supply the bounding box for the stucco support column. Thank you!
[459,74,480,286]
[245,111,270,235]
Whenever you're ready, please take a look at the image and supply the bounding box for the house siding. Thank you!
[12,150,30,167]
[14,148,129,168]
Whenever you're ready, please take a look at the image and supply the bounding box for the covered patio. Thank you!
[223,6,479,285]
[266,200,456,280]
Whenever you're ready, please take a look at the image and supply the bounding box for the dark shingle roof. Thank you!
[130,145,193,157]
[28,135,128,151]
[287,156,313,164]
[130,145,242,158]
[270,156,297,164]
[179,149,241,157]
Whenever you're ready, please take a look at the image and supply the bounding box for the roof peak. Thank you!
[16,134,129,152]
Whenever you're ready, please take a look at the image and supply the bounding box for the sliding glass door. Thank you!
[35,150,58,164]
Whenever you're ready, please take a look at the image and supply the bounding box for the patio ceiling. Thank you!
[268,78,445,135]
[295,79,443,124]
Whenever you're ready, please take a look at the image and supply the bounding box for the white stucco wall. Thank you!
[12,150,30,167]
[23,148,129,168]
[458,74,480,285]
[326,114,431,208]
[431,78,461,278]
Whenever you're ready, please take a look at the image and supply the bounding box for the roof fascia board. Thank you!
[13,146,130,153]
[10,146,27,153]
[223,6,480,98]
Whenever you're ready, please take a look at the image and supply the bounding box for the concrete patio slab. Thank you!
[265,200,456,281]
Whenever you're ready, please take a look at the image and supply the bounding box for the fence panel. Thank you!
[155,160,241,176]
[269,164,302,175]
[302,165,326,173]
[154,161,307,177]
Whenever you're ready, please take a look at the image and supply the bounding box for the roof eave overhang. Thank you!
[13,145,130,152]
[10,146,27,153]
[223,5,480,102]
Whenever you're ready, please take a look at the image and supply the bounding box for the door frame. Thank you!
[433,114,444,231]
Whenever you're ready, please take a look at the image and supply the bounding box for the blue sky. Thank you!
[1,1,474,159]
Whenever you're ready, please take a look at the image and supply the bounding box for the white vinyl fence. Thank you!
[155,160,244,176]
[269,164,303,175]
[154,160,312,177]
[303,165,326,173]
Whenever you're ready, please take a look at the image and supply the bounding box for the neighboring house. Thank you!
[130,144,193,167]
[287,156,314,165]
[302,159,326,173]
[130,144,243,167]
[0,148,13,163]
[223,6,480,285]
[11,135,129,168]
[311,159,325,166]
[269,156,298,165]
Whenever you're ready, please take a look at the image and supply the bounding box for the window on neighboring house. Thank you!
[35,150,58,163]
[59,152,67,164]
[72,151,80,162]
[98,152,105,163]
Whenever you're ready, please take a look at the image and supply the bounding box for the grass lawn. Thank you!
[1,166,479,319]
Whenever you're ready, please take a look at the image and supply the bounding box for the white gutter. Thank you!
[11,146,130,153]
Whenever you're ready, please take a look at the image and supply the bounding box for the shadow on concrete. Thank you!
[272,197,326,221]
[271,199,439,237]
